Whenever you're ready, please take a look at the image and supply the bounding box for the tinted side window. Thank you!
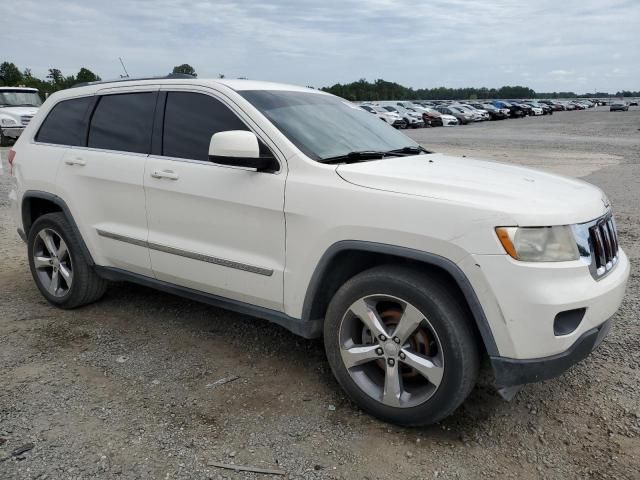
[163,92,248,161]
[88,92,156,154]
[35,97,93,146]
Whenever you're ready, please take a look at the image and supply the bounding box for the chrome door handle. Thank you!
[65,157,86,166]
[151,169,179,180]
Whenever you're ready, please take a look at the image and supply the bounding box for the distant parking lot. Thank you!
[1,106,639,479]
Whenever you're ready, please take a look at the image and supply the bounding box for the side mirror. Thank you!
[209,130,277,172]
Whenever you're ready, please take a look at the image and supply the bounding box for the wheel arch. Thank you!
[22,190,95,265]
[301,241,499,356]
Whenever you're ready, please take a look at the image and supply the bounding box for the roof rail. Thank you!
[71,73,196,89]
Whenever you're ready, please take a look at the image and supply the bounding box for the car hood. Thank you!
[336,153,608,226]
[0,106,39,117]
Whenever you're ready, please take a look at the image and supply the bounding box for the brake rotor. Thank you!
[361,305,432,378]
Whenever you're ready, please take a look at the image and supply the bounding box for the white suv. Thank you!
[7,78,629,426]
[0,87,42,146]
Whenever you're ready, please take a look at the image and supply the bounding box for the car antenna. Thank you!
[118,57,130,79]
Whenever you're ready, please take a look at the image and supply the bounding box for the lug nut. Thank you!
[387,358,395,367]
[378,334,387,342]
[393,336,400,344]
[399,352,406,360]
[375,347,384,356]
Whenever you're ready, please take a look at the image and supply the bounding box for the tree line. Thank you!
[0,62,200,97]
[320,78,639,100]
[0,61,102,96]
[2,61,637,100]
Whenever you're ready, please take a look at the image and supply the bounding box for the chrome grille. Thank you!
[21,115,33,126]
[589,216,619,277]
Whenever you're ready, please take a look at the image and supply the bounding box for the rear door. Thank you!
[144,87,286,311]
[55,89,156,275]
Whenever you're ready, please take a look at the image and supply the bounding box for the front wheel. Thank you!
[324,266,480,426]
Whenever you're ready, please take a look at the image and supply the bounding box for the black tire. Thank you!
[324,265,480,426]
[28,212,107,309]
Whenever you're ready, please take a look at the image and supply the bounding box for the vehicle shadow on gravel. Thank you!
[96,280,510,428]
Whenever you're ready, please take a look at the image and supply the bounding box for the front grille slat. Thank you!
[20,115,33,126]
[588,215,619,278]
[607,219,618,253]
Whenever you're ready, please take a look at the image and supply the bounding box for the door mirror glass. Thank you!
[208,130,277,171]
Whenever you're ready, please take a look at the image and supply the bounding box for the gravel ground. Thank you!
[1,107,639,480]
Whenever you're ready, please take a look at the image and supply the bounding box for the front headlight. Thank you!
[495,226,579,262]
[1,118,18,126]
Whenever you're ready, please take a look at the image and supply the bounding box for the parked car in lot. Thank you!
[522,102,544,116]
[492,101,526,118]
[8,77,629,426]
[0,87,42,146]
[534,102,554,115]
[540,100,565,111]
[379,104,424,128]
[437,105,473,124]
[427,107,459,126]
[456,104,489,121]
[610,102,629,112]
[412,103,459,127]
[360,104,405,127]
[468,103,507,120]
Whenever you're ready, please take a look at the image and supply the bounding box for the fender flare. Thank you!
[22,190,95,265]
[301,240,499,356]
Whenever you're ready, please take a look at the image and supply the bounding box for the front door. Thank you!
[144,89,286,311]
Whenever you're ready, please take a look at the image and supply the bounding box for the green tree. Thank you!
[46,68,64,85]
[172,64,197,77]
[0,62,23,86]
[76,67,100,83]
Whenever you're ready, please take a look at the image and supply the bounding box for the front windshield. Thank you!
[0,90,42,107]
[240,90,418,162]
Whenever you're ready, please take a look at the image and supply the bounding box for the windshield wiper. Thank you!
[385,145,431,155]
[320,146,431,164]
[320,150,395,164]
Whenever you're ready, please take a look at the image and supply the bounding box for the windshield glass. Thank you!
[0,90,42,107]
[240,90,418,162]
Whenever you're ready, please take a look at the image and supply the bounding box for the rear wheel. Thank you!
[324,266,480,426]
[28,213,107,309]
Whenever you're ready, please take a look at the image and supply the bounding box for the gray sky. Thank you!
[4,0,639,92]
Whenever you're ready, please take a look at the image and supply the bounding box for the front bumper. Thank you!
[471,248,629,359]
[491,319,611,387]
[1,125,25,138]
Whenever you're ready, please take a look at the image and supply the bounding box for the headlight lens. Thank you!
[1,118,18,126]
[495,226,580,262]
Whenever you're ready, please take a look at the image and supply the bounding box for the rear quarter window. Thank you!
[35,96,94,146]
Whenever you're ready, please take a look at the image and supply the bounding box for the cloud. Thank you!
[550,70,575,76]
[3,0,639,92]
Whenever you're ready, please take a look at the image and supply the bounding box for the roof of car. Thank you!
[0,87,38,92]
[66,75,317,93]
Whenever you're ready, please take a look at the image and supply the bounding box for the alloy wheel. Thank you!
[33,228,73,297]
[338,294,444,408]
